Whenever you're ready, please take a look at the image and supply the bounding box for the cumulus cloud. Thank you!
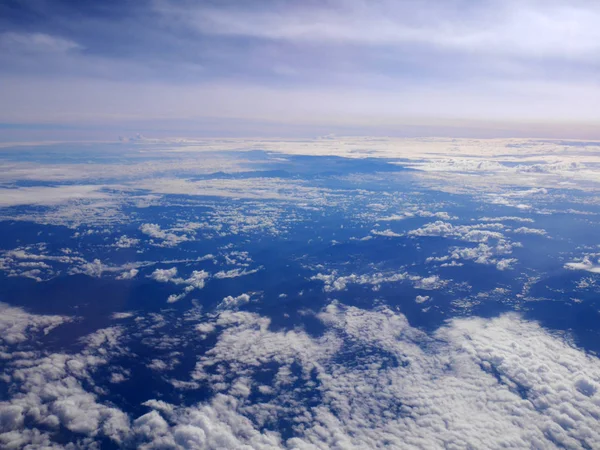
[114,235,140,248]
[311,271,408,292]
[565,256,600,274]
[149,267,210,303]
[414,275,446,290]
[409,220,507,243]
[512,226,547,236]
[117,268,139,280]
[0,315,130,447]
[218,293,252,310]
[0,303,71,346]
[140,304,600,449]
[140,223,190,247]
[3,298,600,449]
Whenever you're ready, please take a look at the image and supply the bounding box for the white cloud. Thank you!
[479,216,534,223]
[379,210,455,222]
[117,268,139,280]
[218,293,252,310]
[114,235,140,248]
[311,271,408,292]
[213,267,260,279]
[149,267,210,303]
[415,295,430,304]
[370,228,403,237]
[140,223,189,247]
[512,226,547,236]
[4,299,600,449]
[413,275,446,290]
[141,303,600,449]
[409,221,506,243]
[0,303,71,346]
[150,267,179,283]
[0,185,110,207]
[565,256,600,274]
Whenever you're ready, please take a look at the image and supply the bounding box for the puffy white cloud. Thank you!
[150,267,179,283]
[4,299,600,449]
[370,228,403,237]
[413,274,446,290]
[415,295,430,304]
[565,256,600,274]
[0,303,71,346]
[512,226,547,236]
[0,321,131,446]
[219,293,252,310]
[117,268,139,280]
[137,303,600,449]
[150,267,210,303]
[114,235,140,248]
[140,223,189,247]
[409,221,509,244]
[311,271,408,292]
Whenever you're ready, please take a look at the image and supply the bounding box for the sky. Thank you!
[1,0,600,140]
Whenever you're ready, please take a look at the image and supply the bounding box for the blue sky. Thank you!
[1,0,600,139]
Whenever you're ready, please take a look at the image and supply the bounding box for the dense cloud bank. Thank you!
[1,302,599,449]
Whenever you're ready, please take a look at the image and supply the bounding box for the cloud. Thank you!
[170,1,600,61]
[413,275,446,290]
[0,32,81,54]
[150,267,179,283]
[0,311,130,447]
[408,221,506,243]
[143,303,600,449]
[218,293,252,310]
[140,223,189,247]
[117,268,139,280]
[311,271,408,292]
[379,210,455,221]
[565,256,600,274]
[3,298,600,449]
[3,1,600,137]
[114,235,140,248]
[512,226,547,235]
[149,267,210,303]
[0,303,71,346]
[0,185,110,207]
[213,268,261,279]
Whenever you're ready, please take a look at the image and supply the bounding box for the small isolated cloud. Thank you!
[140,223,189,247]
[415,295,430,304]
[413,275,446,290]
[117,268,139,280]
[213,268,261,279]
[149,267,210,303]
[371,228,403,237]
[150,267,179,283]
[114,235,140,248]
[219,293,252,310]
[512,227,547,236]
